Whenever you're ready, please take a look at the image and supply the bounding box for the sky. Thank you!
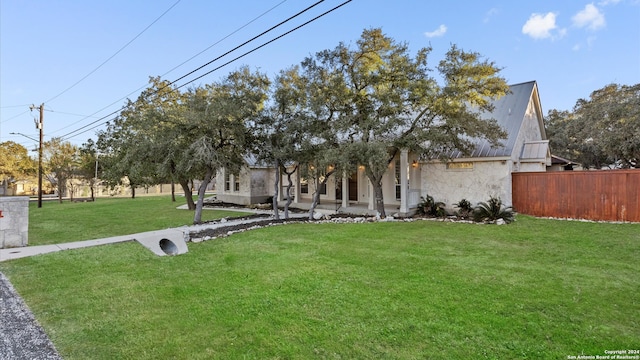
[1,0,639,149]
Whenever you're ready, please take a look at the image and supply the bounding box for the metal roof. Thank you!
[449,81,540,159]
[520,140,549,161]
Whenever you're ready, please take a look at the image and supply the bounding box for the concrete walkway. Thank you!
[0,207,298,262]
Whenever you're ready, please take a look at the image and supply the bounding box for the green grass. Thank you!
[27,195,252,245]
[1,216,638,359]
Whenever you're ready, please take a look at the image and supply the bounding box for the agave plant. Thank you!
[473,196,514,223]
[454,198,473,219]
[418,195,446,217]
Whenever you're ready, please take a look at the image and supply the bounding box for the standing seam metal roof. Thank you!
[449,81,538,159]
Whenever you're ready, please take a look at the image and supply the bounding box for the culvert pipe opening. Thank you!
[159,238,179,255]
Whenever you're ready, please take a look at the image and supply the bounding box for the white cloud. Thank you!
[572,4,606,30]
[424,24,447,38]
[484,8,499,23]
[522,12,559,39]
[572,35,598,51]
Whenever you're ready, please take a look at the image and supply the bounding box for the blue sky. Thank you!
[1,0,639,148]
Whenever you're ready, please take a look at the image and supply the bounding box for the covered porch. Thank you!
[279,149,422,217]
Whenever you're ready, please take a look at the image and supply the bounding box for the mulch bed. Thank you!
[189,214,309,239]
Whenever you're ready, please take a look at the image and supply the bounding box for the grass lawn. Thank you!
[27,195,252,245]
[1,216,638,359]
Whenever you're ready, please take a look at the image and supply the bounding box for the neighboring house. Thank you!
[216,81,550,215]
[548,154,580,171]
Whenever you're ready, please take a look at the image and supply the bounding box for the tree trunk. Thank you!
[272,160,280,220]
[171,181,176,202]
[283,164,297,219]
[131,185,136,199]
[179,179,195,210]
[57,179,65,203]
[372,181,386,218]
[308,187,322,220]
[365,169,386,218]
[193,168,214,224]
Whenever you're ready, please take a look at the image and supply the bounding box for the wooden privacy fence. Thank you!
[512,170,640,222]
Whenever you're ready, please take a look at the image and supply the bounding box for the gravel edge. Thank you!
[0,272,62,360]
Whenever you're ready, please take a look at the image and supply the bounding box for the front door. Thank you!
[348,173,358,201]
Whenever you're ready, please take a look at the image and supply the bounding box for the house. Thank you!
[216,81,549,215]
[216,155,277,205]
[548,154,580,171]
[421,81,549,210]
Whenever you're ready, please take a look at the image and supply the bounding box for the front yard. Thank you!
[1,216,638,359]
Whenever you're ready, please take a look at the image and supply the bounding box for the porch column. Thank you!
[342,171,349,209]
[294,168,300,204]
[400,149,409,214]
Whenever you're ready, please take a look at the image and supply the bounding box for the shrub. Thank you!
[417,195,446,217]
[454,198,473,219]
[473,196,514,223]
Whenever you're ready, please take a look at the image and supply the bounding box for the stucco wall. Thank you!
[512,99,544,166]
[216,166,275,205]
[0,196,29,249]
[422,160,513,210]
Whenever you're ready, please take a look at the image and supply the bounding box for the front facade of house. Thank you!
[216,81,550,215]
[422,81,550,209]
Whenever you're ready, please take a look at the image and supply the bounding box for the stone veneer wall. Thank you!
[0,197,29,248]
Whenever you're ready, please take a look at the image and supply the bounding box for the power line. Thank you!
[49,110,101,118]
[168,0,326,88]
[1,1,181,130]
[50,0,291,137]
[60,0,353,141]
[44,0,182,105]
[159,0,289,81]
[175,0,353,90]
[0,104,31,109]
[0,111,29,124]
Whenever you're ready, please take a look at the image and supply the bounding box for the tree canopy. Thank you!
[0,141,36,184]
[268,28,508,216]
[546,83,640,169]
[42,137,79,202]
[93,28,510,219]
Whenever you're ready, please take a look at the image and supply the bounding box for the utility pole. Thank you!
[30,103,44,208]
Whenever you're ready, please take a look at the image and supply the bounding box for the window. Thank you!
[224,172,231,191]
[319,182,327,195]
[234,175,240,192]
[300,178,308,194]
[395,159,401,200]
